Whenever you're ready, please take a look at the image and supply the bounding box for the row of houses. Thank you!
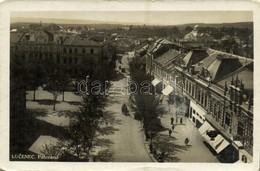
[144,38,253,163]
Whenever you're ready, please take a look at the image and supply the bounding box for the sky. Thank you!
[11,11,253,25]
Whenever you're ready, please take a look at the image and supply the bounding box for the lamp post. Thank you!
[174,76,178,106]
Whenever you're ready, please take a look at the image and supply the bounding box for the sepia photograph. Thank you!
[9,10,254,164]
[1,1,260,170]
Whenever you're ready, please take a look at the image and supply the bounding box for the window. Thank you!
[74,48,78,53]
[69,48,72,53]
[197,89,201,102]
[201,91,204,105]
[204,95,208,107]
[82,48,85,53]
[74,57,78,64]
[50,54,53,60]
[63,48,67,53]
[69,57,72,64]
[63,58,67,64]
[57,67,60,74]
[90,48,94,54]
[22,54,25,61]
[225,113,231,126]
[57,55,60,64]
[237,122,244,137]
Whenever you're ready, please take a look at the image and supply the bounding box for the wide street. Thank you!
[103,53,152,162]
[104,82,152,162]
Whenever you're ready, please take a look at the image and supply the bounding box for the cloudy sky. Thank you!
[11,11,253,25]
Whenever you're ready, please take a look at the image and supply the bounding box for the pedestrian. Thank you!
[180,117,183,124]
[170,117,174,125]
[172,124,175,131]
[169,128,172,137]
[185,137,189,146]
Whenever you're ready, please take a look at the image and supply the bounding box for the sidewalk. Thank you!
[157,96,219,162]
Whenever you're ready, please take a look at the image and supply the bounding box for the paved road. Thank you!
[104,54,152,162]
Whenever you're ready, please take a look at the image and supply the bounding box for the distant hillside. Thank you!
[176,22,253,30]
[10,17,253,31]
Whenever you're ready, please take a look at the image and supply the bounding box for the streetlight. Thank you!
[174,76,178,123]
[174,76,178,106]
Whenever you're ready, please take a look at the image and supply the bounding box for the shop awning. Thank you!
[199,121,230,154]
[162,85,173,96]
[152,78,161,86]
[198,121,214,135]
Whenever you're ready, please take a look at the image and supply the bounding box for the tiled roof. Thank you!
[63,34,102,46]
[154,49,180,67]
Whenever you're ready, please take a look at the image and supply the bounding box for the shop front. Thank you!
[198,121,239,163]
[189,100,206,128]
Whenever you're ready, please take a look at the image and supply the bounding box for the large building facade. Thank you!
[10,25,116,78]
[146,38,253,163]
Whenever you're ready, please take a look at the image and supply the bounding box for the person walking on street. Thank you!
[185,137,189,146]
[169,128,172,137]
[172,124,175,131]
[170,117,174,125]
[180,117,183,124]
